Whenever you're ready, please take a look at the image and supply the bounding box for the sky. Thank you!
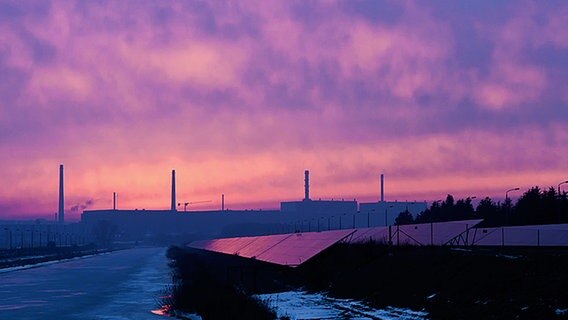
[0,0,567,220]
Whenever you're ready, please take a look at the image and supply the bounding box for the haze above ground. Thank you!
[0,1,566,220]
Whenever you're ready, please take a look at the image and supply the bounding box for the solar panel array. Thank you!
[189,219,568,267]
[189,229,355,267]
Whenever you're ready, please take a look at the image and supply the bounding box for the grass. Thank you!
[164,246,278,320]
[165,243,568,319]
[299,243,568,319]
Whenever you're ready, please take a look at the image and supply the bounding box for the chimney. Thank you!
[380,173,384,202]
[113,192,116,210]
[304,170,310,201]
[222,194,225,211]
[58,164,64,224]
[171,169,176,212]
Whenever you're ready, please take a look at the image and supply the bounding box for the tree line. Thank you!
[394,186,568,227]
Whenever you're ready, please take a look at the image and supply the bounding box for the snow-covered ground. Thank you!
[0,247,171,320]
[257,290,428,320]
[0,252,112,274]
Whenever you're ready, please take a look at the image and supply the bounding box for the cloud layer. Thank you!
[0,0,566,219]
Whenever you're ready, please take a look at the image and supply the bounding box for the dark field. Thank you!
[167,244,568,320]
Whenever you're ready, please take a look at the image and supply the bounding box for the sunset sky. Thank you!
[1,1,566,220]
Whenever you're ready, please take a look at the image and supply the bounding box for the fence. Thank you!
[349,220,482,246]
[348,221,568,247]
[0,224,87,249]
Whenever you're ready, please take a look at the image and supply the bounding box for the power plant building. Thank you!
[79,170,427,243]
[280,199,357,215]
[10,165,566,250]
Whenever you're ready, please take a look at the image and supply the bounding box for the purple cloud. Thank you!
[0,0,566,217]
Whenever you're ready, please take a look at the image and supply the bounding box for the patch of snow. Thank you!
[170,311,202,320]
[0,254,53,263]
[0,252,111,274]
[556,308,567,316]
[257,290,427,320]
[495,253,522,260]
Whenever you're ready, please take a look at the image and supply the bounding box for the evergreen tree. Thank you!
[416,186,568,227]
[394,209,414,225]
[475,197,500,227]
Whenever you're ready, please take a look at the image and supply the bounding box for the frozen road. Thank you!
[0,247,171,320]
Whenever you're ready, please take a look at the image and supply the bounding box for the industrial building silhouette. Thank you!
[80,168,427,243]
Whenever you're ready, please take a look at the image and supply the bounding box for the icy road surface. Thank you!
[0,247,170,320]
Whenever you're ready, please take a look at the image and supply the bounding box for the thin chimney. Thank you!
[222,194,225,211]
[171,169,176,212]
[58,164,64,224]
[113,192,116,210]
[380,173,384,202]
[304,170,310,201]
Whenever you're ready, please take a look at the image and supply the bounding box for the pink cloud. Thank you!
[0,1,566,218]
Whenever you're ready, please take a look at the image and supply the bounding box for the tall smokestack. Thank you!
[171,169,176,212]
[222,194,225,211]
[113,192,116,210]
[304,170,310,201]
[380,173,384,202]
[58,164,64,224]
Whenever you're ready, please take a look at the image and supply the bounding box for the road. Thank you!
[0,247,171,320]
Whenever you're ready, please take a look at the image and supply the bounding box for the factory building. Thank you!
[81,170,287,242]
[79,169,427,244]
[81,170,362,242]
[81,209,284,242]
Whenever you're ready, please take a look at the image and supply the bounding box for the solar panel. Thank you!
[190,236,259,256]
[346,220,483,245]
[471,223,568,246]
[232,234,292,258]
[350,227,389,243]
[255,230,355,266]
[188,229,355,267]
